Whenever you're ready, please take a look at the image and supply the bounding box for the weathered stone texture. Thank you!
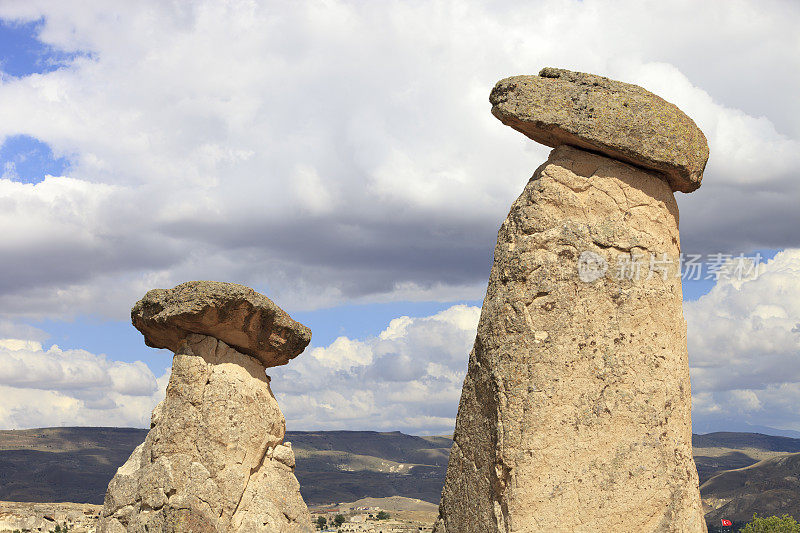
[100,334,312,533]
[434,146,706,532]
[490,68,709,193]
[132,281,311,368]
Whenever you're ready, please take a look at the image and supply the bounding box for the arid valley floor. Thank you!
[1,428,799,531]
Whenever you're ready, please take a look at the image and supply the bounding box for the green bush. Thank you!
[741,514,800,533]
[376,510,390,520]
[315,516,327,530]
[333,514,346,526]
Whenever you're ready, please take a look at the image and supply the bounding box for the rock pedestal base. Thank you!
[100,334,312,533]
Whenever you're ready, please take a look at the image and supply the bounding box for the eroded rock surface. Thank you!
[100,334,312,532]
[132,281,311,368]
[0,501,101,532]
[490,67,709,193]
[434,146,706,532]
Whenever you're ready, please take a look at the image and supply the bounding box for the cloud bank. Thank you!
[271,304,480,434]
[686,249,800,432]
[0,338,168,428]
[0,0,797,320]
[3,250,799,434]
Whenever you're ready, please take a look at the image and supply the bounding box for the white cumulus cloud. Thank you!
[0,305,480,434]
[0,338,168,429]
[271,304,480,435]
[686,249,800,432]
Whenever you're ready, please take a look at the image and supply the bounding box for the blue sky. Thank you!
[0,19,74,184]
[0,18,82,77]
[0,134,69,183]
[0,1,798,436]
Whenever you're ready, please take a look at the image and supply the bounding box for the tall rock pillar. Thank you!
[100,281,313,533]
[435,69,709,532]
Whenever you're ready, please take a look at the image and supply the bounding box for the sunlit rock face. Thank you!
[100,283,313,533]
[490,67,709,193]
[435,69,709,533]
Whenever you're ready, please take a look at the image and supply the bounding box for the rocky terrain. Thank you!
[702,452,800,524]
[310,496,439,530]
[0,496,440,533]
[0,501,101,532]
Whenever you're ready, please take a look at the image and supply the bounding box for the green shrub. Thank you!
[741,514,800,533]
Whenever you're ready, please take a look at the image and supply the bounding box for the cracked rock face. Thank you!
[490,68,709,193]
[99,333,313,532]
[434,146,706,532]
[132,281,312,368]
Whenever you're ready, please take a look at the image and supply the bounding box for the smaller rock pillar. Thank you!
[100,281,313,533]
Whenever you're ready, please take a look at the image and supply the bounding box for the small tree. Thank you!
[333,514,346,527]
[315,516,327,530]
[741,514,800,533]
[376,510,390,520]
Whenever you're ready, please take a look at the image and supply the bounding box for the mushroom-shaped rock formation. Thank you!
[132,280,311,368]
[100,282,313,533]
[490,67,709,193]
[435,71,709,532]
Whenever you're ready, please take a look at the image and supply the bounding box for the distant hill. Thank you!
[1,427,800,521]
[693,420,800,440]
[692,432,800,484]
[702,452,800,523]
[288,431,451,504]
[0,427,147,504]
[0,428,452,505]
[693,432,800,453]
